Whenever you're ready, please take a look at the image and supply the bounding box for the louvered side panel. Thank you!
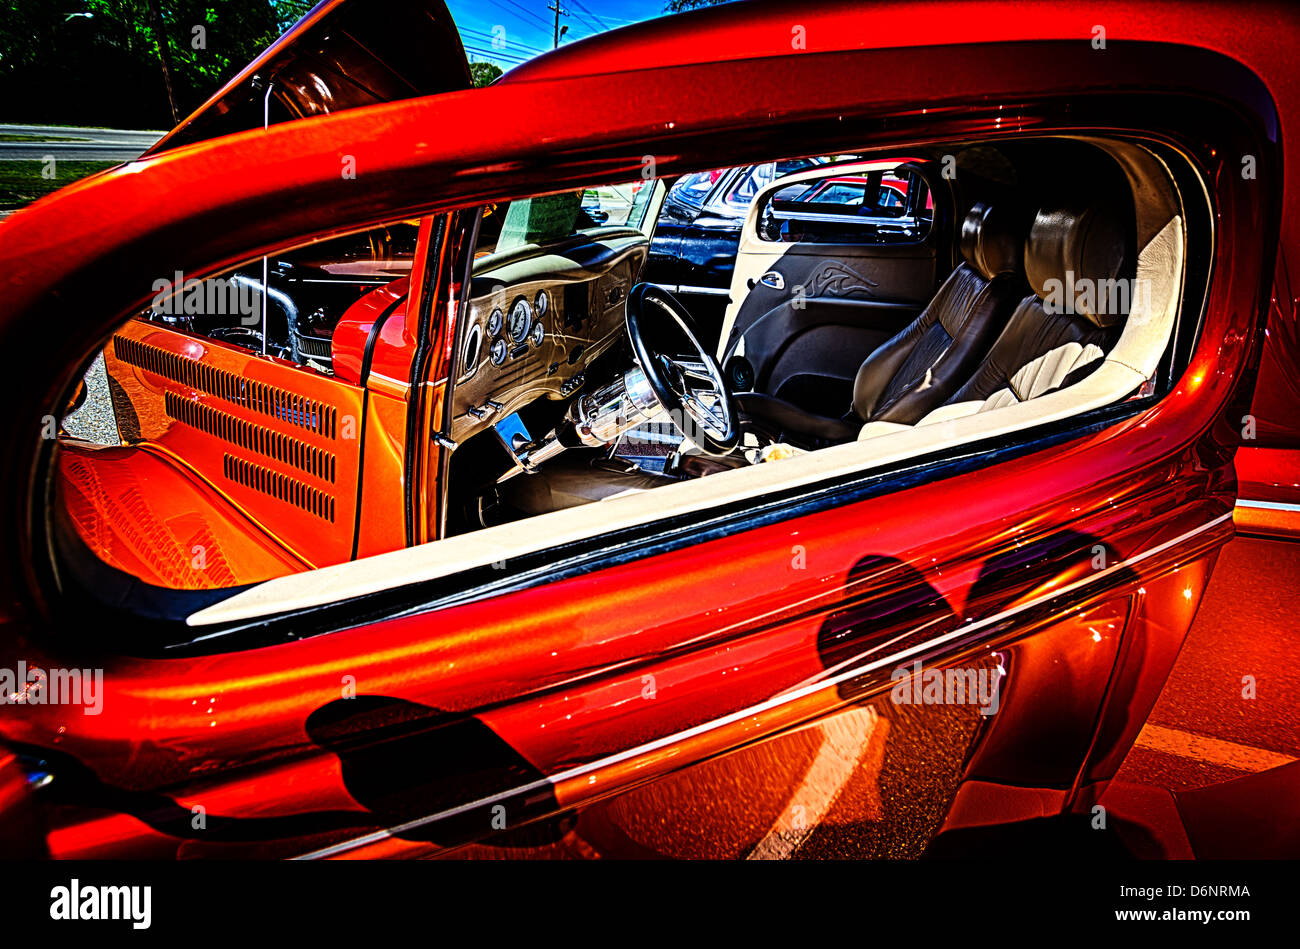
[104,319,365,569]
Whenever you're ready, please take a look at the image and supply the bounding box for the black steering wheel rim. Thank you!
[625,282,738,456]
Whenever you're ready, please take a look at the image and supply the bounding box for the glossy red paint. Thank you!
[1246,242,1300,445]
[330,278,410,386]
[0,0,1294,859]
[1236,445,1300,505]
[57,445,308,588]
[1234,437,1300,538]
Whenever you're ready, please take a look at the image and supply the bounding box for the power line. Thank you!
[567,11,602,35]
[463,45,532,66]
[564,5,601,34]
[463,47,536,66]
[488,0,552,32]
[464,46,530,62]
[460,26,549,56]
[569,0,611,32]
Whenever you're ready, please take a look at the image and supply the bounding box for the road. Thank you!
[1095,531,1300,856]
[1119,534,1300,787]
[61,353,117,446]
[0,124,162,162]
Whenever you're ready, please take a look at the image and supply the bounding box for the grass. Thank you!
[0,132,92,143]
[0,160,117,211]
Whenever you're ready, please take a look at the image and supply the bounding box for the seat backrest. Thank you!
[850,202,1026,424]
[940,200,1131,409]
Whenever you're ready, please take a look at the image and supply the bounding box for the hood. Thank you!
[144,0,470,156]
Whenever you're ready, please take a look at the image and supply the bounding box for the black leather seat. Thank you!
[926,201,1130,412]
[736,201,1027,447]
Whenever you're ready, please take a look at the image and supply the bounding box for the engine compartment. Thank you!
[139,224,419,375]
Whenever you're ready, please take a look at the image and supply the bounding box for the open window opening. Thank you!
[43,133,1206,646]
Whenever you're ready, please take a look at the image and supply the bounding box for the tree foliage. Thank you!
[663,0,731,12]
[0,0,314,128]
[469,61,504,88]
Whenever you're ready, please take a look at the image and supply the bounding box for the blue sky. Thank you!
[446,0,673,71]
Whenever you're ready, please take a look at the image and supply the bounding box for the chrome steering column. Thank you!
[494,366,661,484]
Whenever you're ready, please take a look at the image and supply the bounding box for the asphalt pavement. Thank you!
[1118,535,1300,789]
[62,353,118,446]
[0,124,162,162]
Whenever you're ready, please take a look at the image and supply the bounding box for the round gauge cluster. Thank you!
[509,298,530,342]
[485,290,549,366]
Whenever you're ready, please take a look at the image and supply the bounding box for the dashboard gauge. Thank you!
[509,298,531,342]
[489,338,508,366]
[487,308,503,337]
[530,319,545,347]
[535,289,549,317]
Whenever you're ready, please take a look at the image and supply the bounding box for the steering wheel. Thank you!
[625,282,738,456]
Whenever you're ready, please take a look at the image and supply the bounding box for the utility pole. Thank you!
[548,0,569,48]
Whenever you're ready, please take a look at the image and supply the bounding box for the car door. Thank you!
[719,159,947,414]
[1235,246,1300,540]
[0,10,1285,859]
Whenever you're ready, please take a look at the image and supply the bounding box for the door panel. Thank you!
[15,436,1236,858]
[720,160,942,413]
[739,298,923,410]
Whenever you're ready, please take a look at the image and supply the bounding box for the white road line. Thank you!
[1134,724,1298,772]
[1236,498,1300,513]
[746,707,885,860]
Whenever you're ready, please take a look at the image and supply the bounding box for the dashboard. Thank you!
[450,230,648,444]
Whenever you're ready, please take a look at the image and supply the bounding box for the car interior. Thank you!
[51,134,1189,607]
[448,138,1162,524]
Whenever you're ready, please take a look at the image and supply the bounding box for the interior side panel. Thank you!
[728,243,937,411]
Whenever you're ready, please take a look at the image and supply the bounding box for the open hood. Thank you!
[144,0,470,156]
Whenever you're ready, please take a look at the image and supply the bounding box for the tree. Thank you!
[0,0,315,128]
[470,61,504,87]
[664,0,731,11]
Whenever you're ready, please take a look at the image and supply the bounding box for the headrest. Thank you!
[959,202,1022,281]
[1025,203,1128,327]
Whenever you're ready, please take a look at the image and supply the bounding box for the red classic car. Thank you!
[0,0,1297,861]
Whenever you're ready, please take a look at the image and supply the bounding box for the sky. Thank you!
[445,0,673,72]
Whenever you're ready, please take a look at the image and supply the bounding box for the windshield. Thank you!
[476,181,658,260]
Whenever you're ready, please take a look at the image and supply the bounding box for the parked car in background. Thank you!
[761,171,934,243]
